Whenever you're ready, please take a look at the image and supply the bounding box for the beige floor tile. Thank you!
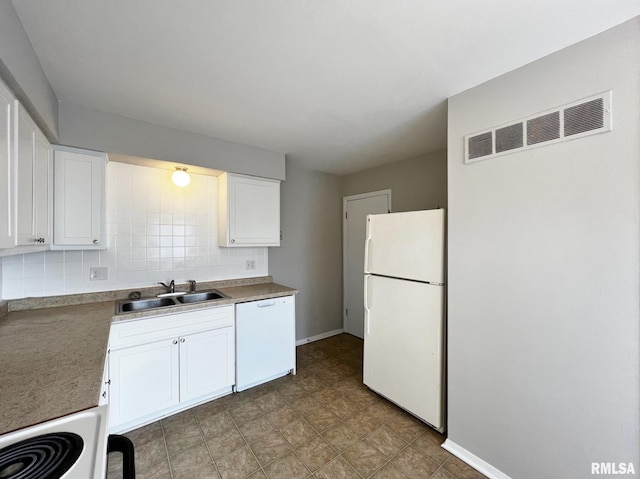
[133,435,168,472]
[366,425,407,458]
[124,335,491,479]
[238,416,276,443]
[325,396,360,419]
[295,435,338,472]
[248,429,292,466]
[263,451,311,479]
[182,463,221,479]
[205,426,246,461]
[430,467,458,479]
[169,442,213,479]
[265,404,301,429]
[342,439,388,478]
[254,390,288,413]
[386,414,428,442]
[228,400,264,425]
[322,423,361,452]
[279,417,318,447]
[370,463,409,479]
[137,458,173,479]
[199,411,236,439]
[313,456,361,479]
[191,400,226,423]
[125,421,163,447]
[442,456,489,479]
[391,446,440,478]
[215,445,261,479]
[410,431,450,465]
[344,410,383,438]
[304,406,342,433]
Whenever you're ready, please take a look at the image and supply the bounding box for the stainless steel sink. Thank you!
[115,289,228,314]
[176,290,227,304]
[117,297,177,313]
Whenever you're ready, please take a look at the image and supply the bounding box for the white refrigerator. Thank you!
[363,208,445,432]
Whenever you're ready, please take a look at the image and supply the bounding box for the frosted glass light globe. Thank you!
[172,168,190,187]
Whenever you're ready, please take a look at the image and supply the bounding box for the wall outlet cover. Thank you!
[89,266,108,281]
[246,260,256,270]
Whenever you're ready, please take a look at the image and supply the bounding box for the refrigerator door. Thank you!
[364,209,445,284]
[363,274,444,430]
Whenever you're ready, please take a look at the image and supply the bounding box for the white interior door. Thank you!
[343,190,391,338]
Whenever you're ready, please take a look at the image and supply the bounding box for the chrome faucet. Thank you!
[158,280,175,293]
[188,280,197,293]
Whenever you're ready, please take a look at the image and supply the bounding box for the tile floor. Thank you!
[107,333,486,479]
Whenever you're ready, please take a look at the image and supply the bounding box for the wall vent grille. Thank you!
[464,91,611,164]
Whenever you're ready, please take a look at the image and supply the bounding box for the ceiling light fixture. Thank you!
[172,167,190,187]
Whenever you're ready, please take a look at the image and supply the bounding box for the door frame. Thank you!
[342,189,392,335]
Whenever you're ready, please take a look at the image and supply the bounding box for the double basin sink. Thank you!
[116,290,228,314]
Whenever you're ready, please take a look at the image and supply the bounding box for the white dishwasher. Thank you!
[235,295,296,392]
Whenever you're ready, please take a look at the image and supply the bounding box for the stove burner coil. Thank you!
[0,432,84,479]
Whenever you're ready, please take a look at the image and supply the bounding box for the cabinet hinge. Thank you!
[345,212,347,220]
[345,308,348,315]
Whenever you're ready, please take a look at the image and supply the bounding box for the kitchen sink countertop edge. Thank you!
[0,277,298,437]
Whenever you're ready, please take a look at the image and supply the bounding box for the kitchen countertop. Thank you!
[0,278,297,436]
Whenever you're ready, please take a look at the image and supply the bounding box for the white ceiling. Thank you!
[12,1,640,175]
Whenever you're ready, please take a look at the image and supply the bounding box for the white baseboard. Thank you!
[442,439,513,479]
[296,328,344,346]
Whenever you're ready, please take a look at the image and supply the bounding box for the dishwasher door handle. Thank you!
[257,301,277,308]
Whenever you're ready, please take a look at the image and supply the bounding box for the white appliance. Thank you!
[235,296,296,392]
[363,209,445,432]
[0,405,109,479]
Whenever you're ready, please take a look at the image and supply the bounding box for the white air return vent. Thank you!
[468,132,493,160]
[464,91,611,164]
[527,112,560,145]
[496,123,523,153]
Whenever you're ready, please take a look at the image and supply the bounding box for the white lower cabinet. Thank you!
[108,305,234,433]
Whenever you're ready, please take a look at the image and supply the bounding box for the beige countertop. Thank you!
[0,278,297,436]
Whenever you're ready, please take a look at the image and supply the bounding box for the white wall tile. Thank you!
[0,162,268,299]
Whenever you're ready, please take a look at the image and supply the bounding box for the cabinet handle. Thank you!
[231,239,235,243]
[93,239,100,245]
[180,338,186,343]
[172,339,178,345]
[102,391,107,398]
[257,301,276,308]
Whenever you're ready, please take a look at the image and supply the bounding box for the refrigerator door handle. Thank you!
[364,219,372,273]
[364,275,370,335]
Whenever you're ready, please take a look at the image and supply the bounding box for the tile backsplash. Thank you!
[0,162,268,299]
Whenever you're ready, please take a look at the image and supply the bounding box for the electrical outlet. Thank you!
[246,260,256,270]
[89,266,108,281]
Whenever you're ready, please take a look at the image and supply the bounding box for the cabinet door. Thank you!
[109,339,179,430]
[0,82,13,249]
[53,149,105,248]
[219,173,280,246]
[15,103,36,246]
[179,327,235,403]
[33,131,51,244]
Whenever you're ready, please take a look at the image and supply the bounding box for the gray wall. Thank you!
[269,161,343,340]
[447,18,639,479]
[0,1,58,139]
[341,150,447,211]
[59,102,286,180]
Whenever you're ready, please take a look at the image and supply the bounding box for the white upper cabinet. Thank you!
[52,148,106,249]
[14,102,52,247]
[218,172,280,247]
[0,80,15,249]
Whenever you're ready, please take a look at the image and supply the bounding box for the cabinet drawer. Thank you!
[110,305,233,350]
